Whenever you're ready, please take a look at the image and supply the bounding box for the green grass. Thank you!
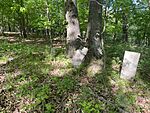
[0,37,150,113]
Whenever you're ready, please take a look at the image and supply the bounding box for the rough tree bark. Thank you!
[86,0,104,75]
[65,0,81,58]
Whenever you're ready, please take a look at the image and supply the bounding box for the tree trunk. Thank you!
[65,0,81,58]
[113,9,118,41]
[16,0,27,38]
[122,12,128,42]
[8,18,11,32]
[86,0,104,75]
[148,0,150,46]
[1,9,4,35]
[20,14,27,38]
[12,14,16,32]
[148,38,150,46]
[45,0,50,39]
[21,0,27,38]
[143,24,147,45]
[149,0,150,10]
[26,13,30,35]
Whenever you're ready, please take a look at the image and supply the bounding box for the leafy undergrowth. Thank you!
[0,37,150,113]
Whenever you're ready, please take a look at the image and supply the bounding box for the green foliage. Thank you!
[1,37,150,112]
[53,76,77,93]
[78,0,89,33]
[79,100,105,113]
[1,0,150,112]
[115,91,136,108]
[45,103,54,113]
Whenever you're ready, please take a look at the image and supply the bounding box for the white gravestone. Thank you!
[72,47,88,67]
[120,51,141,80]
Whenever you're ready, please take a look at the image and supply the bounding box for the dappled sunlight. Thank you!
[136,96,150,113]
[86,59,104,77]
[0,0,150,112]
[0,37,80,112]
[0,35,49,45]
[0,36,150,112]
[13,96,35,113]
[0,36,19,43]
[79,76,92,86]
[49,60,71,69]
[0,76,5,83]
[0,57,10,65]
[45,57,73,77]
[105,41,150,112]
[49,68,72,77]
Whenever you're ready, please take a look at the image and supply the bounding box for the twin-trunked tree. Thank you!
[65,0,104,74]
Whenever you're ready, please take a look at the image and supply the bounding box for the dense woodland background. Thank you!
[0,0,150,113]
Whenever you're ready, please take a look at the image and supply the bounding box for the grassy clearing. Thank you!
[0,37,150,113]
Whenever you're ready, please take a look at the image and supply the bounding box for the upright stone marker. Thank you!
[72,47,88,67]
[120,51,141,80]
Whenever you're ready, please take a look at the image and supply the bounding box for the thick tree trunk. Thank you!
[65,0,81,58]
[86,0,104,75]
[87,0,103,59]
[122,12,128,42]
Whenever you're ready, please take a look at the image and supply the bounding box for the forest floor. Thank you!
[0,36,150,113]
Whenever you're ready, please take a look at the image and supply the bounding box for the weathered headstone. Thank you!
[72,47,88,67]
[120,51,141,80]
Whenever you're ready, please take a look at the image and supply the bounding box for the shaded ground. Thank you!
[0,36,150,113]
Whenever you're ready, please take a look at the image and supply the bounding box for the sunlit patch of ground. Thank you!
[105,43,150,113]
[136,96,150,113]
[42,57,72,77]
[0,36,47,44]
[79,76,93,86]
[49,68,72,77]
[0,64,6,86]
[0,36,19,43]
[0,36,150,112]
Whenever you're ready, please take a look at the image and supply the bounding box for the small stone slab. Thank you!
[72,47,88,67]
[120,51,140,80]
